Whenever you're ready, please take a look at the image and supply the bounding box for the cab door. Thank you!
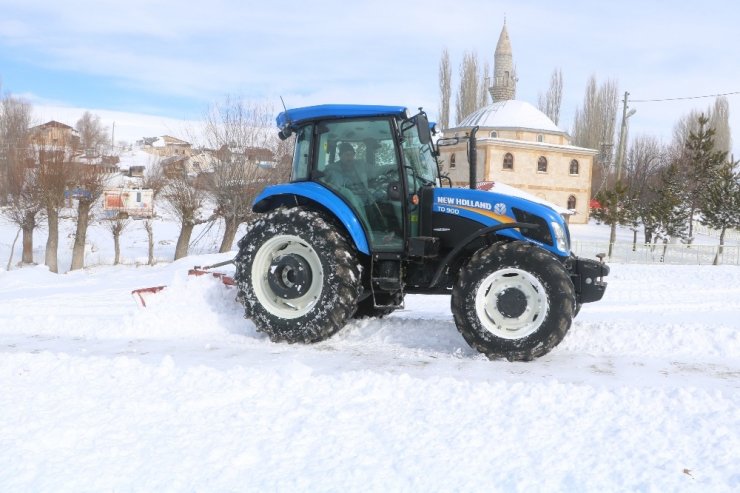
[313,118,404,252]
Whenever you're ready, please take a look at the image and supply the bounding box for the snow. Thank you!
[1,216,739,492]
[116,147,162,171]
[483,180,572,215]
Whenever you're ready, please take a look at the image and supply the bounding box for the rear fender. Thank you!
[253,182,370,255]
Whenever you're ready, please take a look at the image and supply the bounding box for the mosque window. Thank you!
[567,195,577,210]
[537,134,544,143]
[490,131,498,138]
[570,159,579,175]
[537,156,548,173]
[450,153,456,169]
[503,153,514,170]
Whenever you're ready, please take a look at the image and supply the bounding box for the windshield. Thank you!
[401,117,439,189]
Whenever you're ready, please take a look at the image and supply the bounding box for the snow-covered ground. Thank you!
[1,215,739,492]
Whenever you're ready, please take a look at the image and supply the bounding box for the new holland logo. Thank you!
[494,203,507,215]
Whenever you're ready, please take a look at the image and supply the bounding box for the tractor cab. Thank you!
[274,105,436,253]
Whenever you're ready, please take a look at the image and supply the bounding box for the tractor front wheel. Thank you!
[234,207,362,343]
[451,241,576,361]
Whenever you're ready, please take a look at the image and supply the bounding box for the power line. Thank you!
[631,91,740,103]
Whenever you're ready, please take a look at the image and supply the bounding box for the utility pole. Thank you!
[615,92,636,182]
[608,91,636,258]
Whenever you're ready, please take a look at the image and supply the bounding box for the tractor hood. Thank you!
[433,187,565,226]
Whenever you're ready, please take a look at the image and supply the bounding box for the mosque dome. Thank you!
[456,100,563,134]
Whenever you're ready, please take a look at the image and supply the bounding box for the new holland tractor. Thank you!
[233,104,609,361]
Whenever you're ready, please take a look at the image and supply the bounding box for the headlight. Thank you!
[551,221,569,253]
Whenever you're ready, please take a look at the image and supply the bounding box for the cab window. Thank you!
[290,124,313,181]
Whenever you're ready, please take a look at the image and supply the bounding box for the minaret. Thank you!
[489,21,517,102]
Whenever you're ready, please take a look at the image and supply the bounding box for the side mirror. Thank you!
[436,137,459,147]
[416,113,431,145]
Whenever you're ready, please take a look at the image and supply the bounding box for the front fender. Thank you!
[252,182,370,255]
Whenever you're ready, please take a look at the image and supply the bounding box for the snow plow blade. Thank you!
[131,285,167,308]
[131,260,235,308]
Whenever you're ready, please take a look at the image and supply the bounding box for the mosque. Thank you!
[438,22,597,224]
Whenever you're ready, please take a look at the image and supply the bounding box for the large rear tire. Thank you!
[234,207,362,343]
[451,241,576,361]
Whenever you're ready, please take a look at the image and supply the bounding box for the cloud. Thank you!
[2,0,739,156]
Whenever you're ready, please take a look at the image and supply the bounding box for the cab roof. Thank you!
[276,104,408,130]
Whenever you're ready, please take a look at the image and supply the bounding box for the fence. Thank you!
[692,224,740,242]
[572,240,740,265]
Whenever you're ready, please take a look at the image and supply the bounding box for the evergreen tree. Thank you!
[683,114,728,242]
[650,162,691,260]
[699,160,740,264]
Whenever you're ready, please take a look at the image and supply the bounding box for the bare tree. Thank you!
[622,136,668,245]
[6,228,20,271]
[455,51,481,124]
[671,97,731,158]
[1,92,31,205]
[75,111,109,155]
[438,48,452,130]
[478,61,490,109]
[571,75,619,194]
[69,163,110,270]
[671,108,701,159]
[202,97,287,253]
[141,160,166,265]
[162,174,213,260]
[1,94,41,264]
[35,139,73,273]
[624,136,666,196]
[4,170,43,265]
[537,68,563,125]
[102,215,131,265]
[709,97,731,155]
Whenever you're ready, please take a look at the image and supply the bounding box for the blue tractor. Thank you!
[233,104,609,361]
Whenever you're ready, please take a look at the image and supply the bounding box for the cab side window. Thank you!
[290,125,313,181]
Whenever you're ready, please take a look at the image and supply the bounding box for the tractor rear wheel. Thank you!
[234,207,362,343]
[451,241,576,361]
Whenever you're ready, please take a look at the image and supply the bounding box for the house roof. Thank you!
[152,135,191,148]
[31,120,76,131]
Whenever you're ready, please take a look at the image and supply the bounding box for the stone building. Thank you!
[438,22,597,224]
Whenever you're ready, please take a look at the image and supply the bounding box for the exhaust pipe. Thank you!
[468,126,479,190]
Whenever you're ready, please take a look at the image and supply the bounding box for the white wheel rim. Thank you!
[474,267,549,340]
[252,234,324,319]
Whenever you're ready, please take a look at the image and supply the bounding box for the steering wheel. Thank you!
[368,167,400,197]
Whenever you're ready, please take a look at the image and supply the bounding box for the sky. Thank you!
[1,0,739,157]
